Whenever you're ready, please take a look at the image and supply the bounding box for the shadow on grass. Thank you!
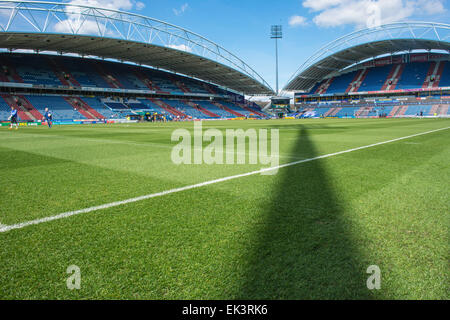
[238,127,373,299]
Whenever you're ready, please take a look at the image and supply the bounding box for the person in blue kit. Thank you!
[8,106,19,130]
[43,107,53,128]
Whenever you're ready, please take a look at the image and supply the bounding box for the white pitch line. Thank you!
[0,126,448,234]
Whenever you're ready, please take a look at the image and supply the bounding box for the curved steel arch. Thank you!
[284,21,450,92]
[0,0,274,94]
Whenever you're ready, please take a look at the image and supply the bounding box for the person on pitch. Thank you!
[43,107,53,128]
[8,105,19,130]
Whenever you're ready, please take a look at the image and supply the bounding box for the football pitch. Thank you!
[0,118,448,299]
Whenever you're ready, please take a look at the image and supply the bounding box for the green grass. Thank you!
[0,118,448,299]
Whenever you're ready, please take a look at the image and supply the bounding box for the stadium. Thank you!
[0,1,448,302]
[285,22,450,119]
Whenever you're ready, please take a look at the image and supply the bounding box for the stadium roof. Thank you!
[284,22,450,92]
[0,0,274,95]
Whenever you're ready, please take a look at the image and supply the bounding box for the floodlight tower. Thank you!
[271,25,282,95]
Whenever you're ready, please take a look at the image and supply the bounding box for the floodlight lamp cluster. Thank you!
[271,25,283,39]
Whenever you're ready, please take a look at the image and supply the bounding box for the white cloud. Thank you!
[173,3,189,16]
[303,0,344,12]
[302,0,446,28]
[417,0,446,15]
[63,0,135,11]
[135,1,146,11]
[53,0,143,34]
[54,18,107,35]
[288,15,308,27]
[167,44,193,53]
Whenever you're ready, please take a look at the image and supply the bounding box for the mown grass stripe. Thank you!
[0,125,448,234]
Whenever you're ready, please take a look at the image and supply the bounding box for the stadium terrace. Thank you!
[0,0,273,126]
[282,22,450,119]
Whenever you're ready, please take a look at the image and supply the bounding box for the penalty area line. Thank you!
[0,126,449,234]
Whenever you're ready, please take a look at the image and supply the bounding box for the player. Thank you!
[43,107,53,128]
[8,106,19,130]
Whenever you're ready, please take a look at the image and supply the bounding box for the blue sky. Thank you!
[63,0,449,91]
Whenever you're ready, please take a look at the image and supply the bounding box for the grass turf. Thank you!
[0,118,448,299]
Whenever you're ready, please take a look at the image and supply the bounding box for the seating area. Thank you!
[14,55,61,87]
[0,52,270,122]
[402,105,431,115]
[0,97,10,120]
[137,99,167,114]
[219,101,251,117]
[162,99,209,119]
[0,53,227,96]
[24,95,85,120]
[307,60,449,95]
[81,97,117,119]
[295,102,450,118]
[439,62,450,87]
[396,62,429,90]
[325,71,358,94]
[194,101,236,118]
[359,65,392,92]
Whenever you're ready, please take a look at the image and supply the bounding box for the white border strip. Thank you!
[1,126,448,233]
